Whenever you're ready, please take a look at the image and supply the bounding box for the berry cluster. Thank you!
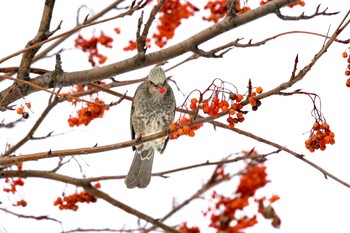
[3,163,27,207]
[203,0,251,23]
[16,101,31,119]
[177,222,200,233]
[342,51,350,87]
[305,121,335,152]
[170,116,203,139]
[3,177,24,194]
[13,199,27,207]
[153,0,198,48]
[202,0,227,23]
[190,93,245,129]
[123,38,151,51]
[3,163,24,194]
[75,33,113,67]
[53,183,101,211]
[68,97,109,127]
[236,164,269,197]
[248,86,263,111]
[205,163,274,232]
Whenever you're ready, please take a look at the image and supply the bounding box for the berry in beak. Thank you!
[158,86,166,94]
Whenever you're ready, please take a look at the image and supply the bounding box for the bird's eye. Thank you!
[150,81,164,88]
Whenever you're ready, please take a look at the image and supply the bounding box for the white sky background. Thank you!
[1,0,350,233]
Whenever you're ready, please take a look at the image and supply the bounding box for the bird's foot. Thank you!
[136,134,143,143]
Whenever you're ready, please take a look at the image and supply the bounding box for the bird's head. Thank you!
[147,66,167,96]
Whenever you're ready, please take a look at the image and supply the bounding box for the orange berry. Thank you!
[212,96,219,104]
[327,131,335,138]
[181,117,190,124]
[191,123,203,130]
[221,105,228,113]
[217,101,223,108]
[343,51,349,58]
[71,205,79,211]
[256,86,263,94]
[177,128,184,135]
[229,108,235,115]
[248,96,257,106]
[183,125,190,134]
[190,103,197,110]
[305,139,312,146]
[346,78,350,87]
[94,182,101,188]
[203,105,209,113]
[16,107,24,114]
[17,162,23,170]
[345,70,350,76]
[18,199,27,207]
[169,123,176,131]
[170,132,178,139]
[191,98,197,104]
[321,123,329,130]
[231,103,238,111]
[188,129,195,137]
[323,136,331,144]
[237,112,244,118]
[313,122,320,130]
[235,94,243,102]
[54,197,63,206]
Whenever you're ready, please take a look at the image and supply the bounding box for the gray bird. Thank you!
[125,66,176,188]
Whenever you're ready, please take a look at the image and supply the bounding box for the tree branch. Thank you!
[275,4,339,20]
[0,0,299,109]
[0,170,182,233]
[17,0,56,81]
[0,207,62,224]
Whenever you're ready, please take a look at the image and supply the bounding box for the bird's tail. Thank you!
[125,148,154,188]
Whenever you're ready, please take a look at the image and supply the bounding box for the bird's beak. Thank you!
[157,86,166,94]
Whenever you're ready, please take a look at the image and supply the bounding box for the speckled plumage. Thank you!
[125,67,176,188]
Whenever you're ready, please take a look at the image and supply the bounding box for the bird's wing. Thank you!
[130,101,136,151]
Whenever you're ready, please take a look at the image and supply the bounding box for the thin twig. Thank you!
[275,4,339,21]
[2,97,60,157]
[0,207,62,224]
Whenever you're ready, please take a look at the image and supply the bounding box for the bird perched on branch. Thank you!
[125,66,176,188]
